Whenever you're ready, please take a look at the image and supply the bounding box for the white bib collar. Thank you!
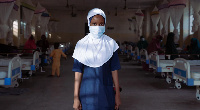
[72,34,119,68]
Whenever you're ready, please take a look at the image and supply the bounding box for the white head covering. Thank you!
[87,8,106,26]
[72,8,119,68]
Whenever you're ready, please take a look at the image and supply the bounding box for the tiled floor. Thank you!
[0,55,200,110]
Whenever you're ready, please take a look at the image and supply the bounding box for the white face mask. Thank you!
[89,26,105,39]
[141,38,145,41]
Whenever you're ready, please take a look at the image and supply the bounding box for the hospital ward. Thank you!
[1,0,200,110]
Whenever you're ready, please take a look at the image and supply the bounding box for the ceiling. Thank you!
[32,0,160,12]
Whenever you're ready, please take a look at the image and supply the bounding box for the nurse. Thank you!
[72,8,121,110]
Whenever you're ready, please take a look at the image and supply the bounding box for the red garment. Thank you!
[147,37,162,54]
[24,39,37,53]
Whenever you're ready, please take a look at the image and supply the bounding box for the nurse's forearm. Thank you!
[74,72,82,99]
[112,70,120,95]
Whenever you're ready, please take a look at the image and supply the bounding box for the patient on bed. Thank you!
[165,32,178,60]
[189,38,200,60]
[24,35,37,53]
[147,35,163,54]
[49,43,67,77]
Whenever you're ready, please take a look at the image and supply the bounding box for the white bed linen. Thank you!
[0,59,11,66]
[159,60,200,67]
[0,67,8,78]
[21,59,33,66]
[189,60,200,65]
[159,55,165,59]
[159,60,173,67]
[191,66,200,80]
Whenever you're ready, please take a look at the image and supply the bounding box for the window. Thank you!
[13,20,18,37]
[178,23,180,35]
[31,27,35,36]
[190,4,194,35]
[45,32,48,38]
[190,15,194,35]
[23,23,26,35]
[49,34,51,38]
[169,18,174,32]
[169,18,180,35]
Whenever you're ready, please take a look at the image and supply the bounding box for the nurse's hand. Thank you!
[73,98,82,110]
[115,94,121,110]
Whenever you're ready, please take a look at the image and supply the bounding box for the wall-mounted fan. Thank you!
[65,0,70,8]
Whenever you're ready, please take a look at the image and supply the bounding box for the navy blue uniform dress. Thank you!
[72,51,121,110]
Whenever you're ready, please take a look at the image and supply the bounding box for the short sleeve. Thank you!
[72,59,84,73]
[111,51,121,71]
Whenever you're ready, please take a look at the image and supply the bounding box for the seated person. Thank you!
[137,36,148,51]
[24,35,37,53]
[165,32,178,60]
[189,38,200,59]
[147,35,163,54]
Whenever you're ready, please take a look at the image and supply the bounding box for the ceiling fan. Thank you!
[123,0,127,10]
[65,0,87,17]
[71,5,76,17]
[121,0,139,10]
[114,0,138,16]
[115,7,118,16]
[65,0,70,8]
[65,0,77,17]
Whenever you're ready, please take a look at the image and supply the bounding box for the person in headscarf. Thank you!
[36,35,49,53]
[189,38,200,59]
[165,32,178,60]
[24,35,37,53]
[36,35,49,72]
[137,36,148,51]
[147,35,163,54]
[72,8,121,110]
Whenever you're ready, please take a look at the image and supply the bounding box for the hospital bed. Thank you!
[126,45,134,60]
[149,52,166,71]
[173,58,200,100]
[120,44,127,55]
[20,51,40,75]
[127,45,132,54]
[148,51,158,68]
[149,53,200,84]
[149,52,174,83]
[140,49,149,64]
[131,47,140,61]
[119,45,125,54]
[140,50,160,71]
[0,57,21,88]
[0,51,40,76]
